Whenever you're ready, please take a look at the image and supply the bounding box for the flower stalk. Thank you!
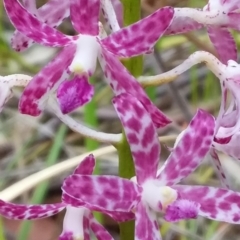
[118,0,142,239]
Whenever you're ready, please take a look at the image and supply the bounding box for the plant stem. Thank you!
[118,1,142,240]
[121,0,143,77]
[117,132,136,240]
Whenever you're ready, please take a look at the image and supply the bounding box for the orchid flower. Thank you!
[4,0,174,128]
[0,155,134,240]
[11,0,70,52]
[141,50,240,188]
[11,0,122,51]
[165,0,240,64]
[61,93,240,240]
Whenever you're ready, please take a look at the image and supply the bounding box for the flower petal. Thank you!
[207,26,237,64]
[175,185,240,224]
[22,0,37,12]
[62,192,135,222]
[19,44,76,116]
[57,75,94,114]
[100,7,174,57]
[62,175,141,212]
[227,12,240,31]
[157,109,215,185]
[0,200,65,220]
[213,131,240,160]
[210,149,230,189]
[4,0,72,47]
[164,199,200,222]
[113,93,160,184]
[60,206,86,240]
[12,0,70,51]
[99,48,171,128]
[70,0,100,35]
[101,0,123,32]
[110,0,123,27]
[89,212,114,240]
[216,0,240,12]
[73,154,96,175]
[135,202,161,240]
[37,0,70,25]
[105,211,135,222]
[164,16,203,35]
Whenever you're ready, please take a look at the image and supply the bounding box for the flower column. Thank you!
[118,0,142,239]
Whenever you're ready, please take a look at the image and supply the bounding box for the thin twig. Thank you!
[153,47,193,122]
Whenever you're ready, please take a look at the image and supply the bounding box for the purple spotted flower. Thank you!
[61,93,240,239]
[165,0,240,63]
[170,53,240,189]
[0,155,134,240]
[4,0,174,129]
[11,0,70,52]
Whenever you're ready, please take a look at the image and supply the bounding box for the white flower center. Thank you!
[141,179,178,212]
[62,206,86,239]
[69,35,100,76]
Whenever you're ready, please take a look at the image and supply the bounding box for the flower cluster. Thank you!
[1,0,240,239]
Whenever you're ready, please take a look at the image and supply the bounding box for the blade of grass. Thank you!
[17,124,67,240]
[0,217,6,240]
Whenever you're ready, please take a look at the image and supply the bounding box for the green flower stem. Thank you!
[118,1,142,240]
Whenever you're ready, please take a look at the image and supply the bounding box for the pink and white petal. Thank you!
[210,149,230,189]
[57,75,94,114]
[99,48,171,128]
[11,0,70,52]
[216,76,240,139]
[73,154,96,175]
[62,175,141,212]
[0,200,65,220]
[11,31,35,52]
[70,0,100,35]
[38,0,70,26]
[4,0,72,47]
[60,206,86,240]
[227,12,240,31]
[19,44,76,116]
[111,0,123,27]
[89,213,114,240]
[175,185,240,224]
[135,202,161,240]
[59,232,74,240]
[207,26,237,64]
[164,16,203,35]
[213,131,240,160]
[157,109,215,185]
[22,0,37,13]
[100,7,174,57]
[113,93,160,184]
[221,109,237,128]
[83,214,91,240]
[101,0,123,32]
[215,0,240,12]
[62,192,135,222]
[105,211,135,222]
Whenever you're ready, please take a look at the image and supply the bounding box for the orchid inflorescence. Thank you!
[2,0,240,239]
